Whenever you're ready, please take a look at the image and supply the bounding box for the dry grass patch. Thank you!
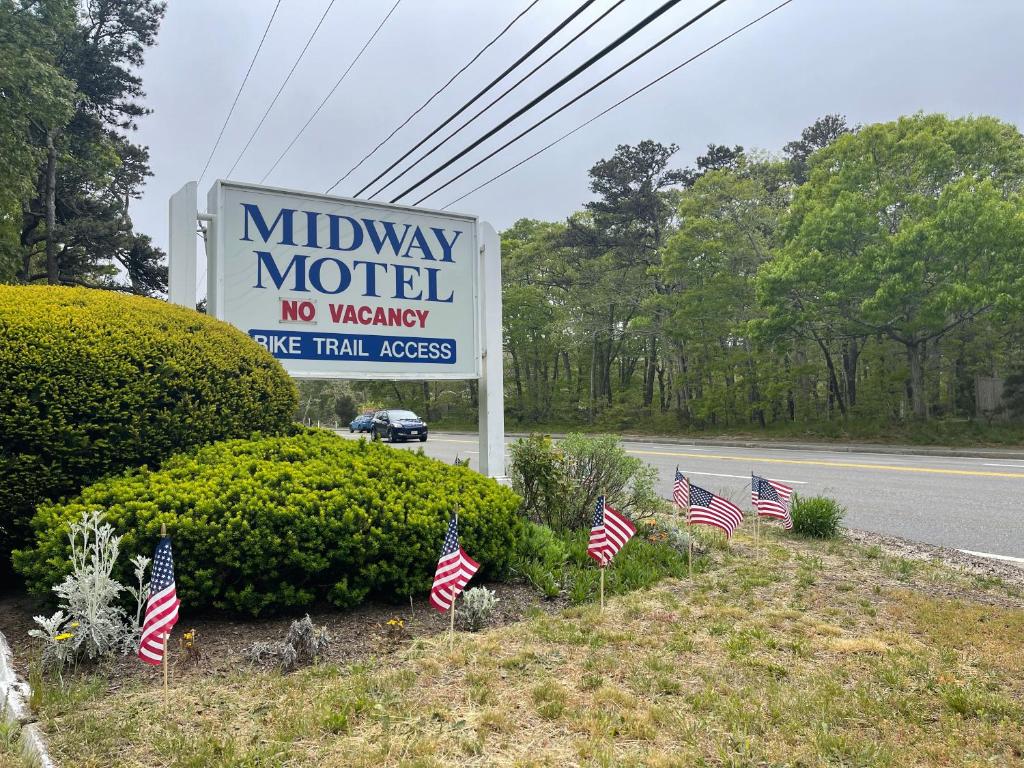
[23,531,1024,767]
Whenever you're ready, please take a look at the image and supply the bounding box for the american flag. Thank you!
[587,496,636,565]
[429,516,480,613]
[752,474,793,529]
[687,483,744,538]
[673,468,689,510]
[138,536,180,666]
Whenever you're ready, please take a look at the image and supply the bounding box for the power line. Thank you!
[388,0,695,204]
[368,0,628,200]
[442,0,796,211]
[324,0,542,195]
[197,0,283,185]
[259,0,403,184]
[352,0,601,199]
[225,0,338,180]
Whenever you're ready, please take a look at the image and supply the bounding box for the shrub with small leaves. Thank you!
[790,494,845,539]
[16,432,522,616]
[460,587,499,632]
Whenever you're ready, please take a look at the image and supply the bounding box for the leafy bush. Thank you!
[790,494,845,539]
[244,615,331,670]
[15,432,521,616]
[509,433,667,531]
[460,587,499,631]
[0,286,297,562]
[512,520,689,604]
[508,434,573,529]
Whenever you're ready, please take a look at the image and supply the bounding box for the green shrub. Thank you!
[508,435,573,529]
[508,433,667,531]
[513,522,569,599]
[14,431,521,616]
[790,494,845,539]
[0,286,297,563]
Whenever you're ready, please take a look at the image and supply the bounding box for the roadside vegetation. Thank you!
[12,530,1022,768]
[299,113,1024,448]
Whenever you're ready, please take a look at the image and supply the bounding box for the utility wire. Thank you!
[225,0,338,180]
[389,0,694,204]
[324,0,542,194]
[442,0,795,210]
[197,0,283,185]
[368,0,627,199]
[259,0,403,184]
[353,0,600,199]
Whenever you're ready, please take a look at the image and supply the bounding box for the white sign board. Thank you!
[206,181,480,379]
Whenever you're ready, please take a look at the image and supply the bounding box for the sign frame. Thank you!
[169,179,506,478]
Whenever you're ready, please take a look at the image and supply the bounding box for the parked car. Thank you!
[372,409,428,442]
[349,413,373,433]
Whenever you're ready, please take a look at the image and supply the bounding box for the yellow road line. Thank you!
[625,449,1024,479]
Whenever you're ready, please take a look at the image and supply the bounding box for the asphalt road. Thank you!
[338,430,1024,562]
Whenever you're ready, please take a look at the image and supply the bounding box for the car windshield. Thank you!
[389,410,419,420]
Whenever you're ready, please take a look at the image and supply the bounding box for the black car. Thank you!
[372,409,428,442]
[349,413,373,433]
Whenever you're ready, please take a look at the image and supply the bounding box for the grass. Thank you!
[24,531,1024,767]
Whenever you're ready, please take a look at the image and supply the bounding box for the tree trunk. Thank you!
[906,340,928,419]
[45,130,59,284]
[643,335,657,408]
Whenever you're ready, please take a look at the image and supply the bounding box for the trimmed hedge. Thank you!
[14,432,522,616]
[0,286,297,560]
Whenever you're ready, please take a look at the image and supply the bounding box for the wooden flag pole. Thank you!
[160,522,169,708]
[449,598,455,648]
[686,480,693,580]
[599,566,605,610]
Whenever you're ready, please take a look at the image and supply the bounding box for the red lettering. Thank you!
[414,309,429,328]
[329,303,344,322]
[388,307,403,327]
[345,304,359,324]
[358,305,373,324]
[297,301,316,321]
[281,300,299,321]
[373,307,387,325]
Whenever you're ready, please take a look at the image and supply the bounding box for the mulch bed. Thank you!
[0,581,563,687]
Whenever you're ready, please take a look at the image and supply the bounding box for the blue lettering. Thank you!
[431,227,462,263]
[254,251,308,291]
[328,215,363,251]
[402,228,435,260]
[305,211,319,248]
[308,257,351,295]
[352,260,387,297]
[394,264,422,300]
[242,204,296,245]
[425,266,453,303]
[362,218,411,257]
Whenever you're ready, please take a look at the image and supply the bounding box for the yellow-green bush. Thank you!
[0,286,297,561]
[14,432,522,615]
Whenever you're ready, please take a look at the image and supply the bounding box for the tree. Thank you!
[8,0,167,294]
[783,114,851,184]
[767,114,1024,419]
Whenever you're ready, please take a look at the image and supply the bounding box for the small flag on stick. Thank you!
[587,496,636,566]
[673,467,689,511]
[687,483,744,538]
[752,474,793,530]
[429,516,480,613]
[138,535,180,666]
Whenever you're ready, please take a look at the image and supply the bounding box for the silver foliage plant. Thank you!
[460,586,499,632]
[243,615,331,671]
[29,511,151,671]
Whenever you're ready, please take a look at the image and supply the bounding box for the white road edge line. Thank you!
[678,470,807,484]
[982,463,1024,468]
[958,549,1024,565]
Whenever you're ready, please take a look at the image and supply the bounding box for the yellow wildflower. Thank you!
[54,633,74,641]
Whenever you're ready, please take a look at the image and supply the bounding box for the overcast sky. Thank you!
[133,0,1024,267]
